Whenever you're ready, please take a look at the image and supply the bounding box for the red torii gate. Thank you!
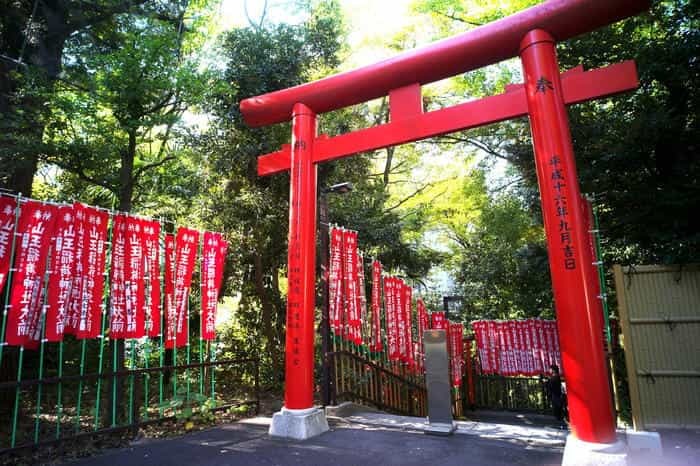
[241,0,649,445]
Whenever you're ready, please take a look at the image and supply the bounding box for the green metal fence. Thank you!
[0,341,259,454]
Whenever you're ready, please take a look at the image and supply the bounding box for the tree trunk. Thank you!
[254,252,284,382]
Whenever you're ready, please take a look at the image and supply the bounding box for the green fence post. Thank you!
[591,197,612,346]
[173,345,178,399]
[210,338,217,404]
[128,338,136,426]
[111,338,118,427]
[144,338,150,421]
[199,337,204,398]
[158,219,165,417]
[10,347,24,448]
[94,214,113,430]
[33,247,52,444]
[75,339,87,431]
[186,297,191,403]
[55,340,64,439]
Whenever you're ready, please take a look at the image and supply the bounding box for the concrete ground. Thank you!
[65,411,566,466]
[62,409,700,466]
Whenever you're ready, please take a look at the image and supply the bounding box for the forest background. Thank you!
[0,0,697,393]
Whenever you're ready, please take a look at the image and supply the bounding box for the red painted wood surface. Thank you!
[520,29,616,443]
[240,0,648,127]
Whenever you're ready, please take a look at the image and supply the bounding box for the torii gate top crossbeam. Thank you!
[240,0,649,127]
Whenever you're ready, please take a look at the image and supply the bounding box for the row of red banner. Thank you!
[0,195,227,349]
[430,311,464,387]
[328,226,464,380]
[471,319,561,376]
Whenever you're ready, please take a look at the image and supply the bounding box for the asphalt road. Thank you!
[65,416,564,466]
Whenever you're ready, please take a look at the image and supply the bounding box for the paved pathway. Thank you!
[66,413,565,466]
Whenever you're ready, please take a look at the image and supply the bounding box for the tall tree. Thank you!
[0,0,188,197]
[200,1,345,380]
[42,5,208,213]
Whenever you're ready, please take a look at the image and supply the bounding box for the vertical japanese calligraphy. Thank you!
[6,200,56,348]
[169,228,199,348]
[0,196,17,291]
[328,227,344,336]
[370,260,382,352]
[76,205,108,339]
[109,214,128,339]
[384,276,399,361]
[549,155,577,271]
[164,233,176,347]
[201,231,227,341]
[124,216,146,339]
[342,229,360,343]
[45,205,76,342]
[143,219,161,337]
[471,319,561,376]
[448,322,463,387]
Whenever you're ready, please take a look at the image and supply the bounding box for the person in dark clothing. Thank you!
[545,364,567,428]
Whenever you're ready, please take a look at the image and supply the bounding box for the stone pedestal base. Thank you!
[625,429,662,456]
[268,407,330,441]
[562,434,627,466]
[424,421,456,436]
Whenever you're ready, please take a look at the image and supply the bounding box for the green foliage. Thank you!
[447,172,552,320]
[554,0,699,265]
[196,1,346,387]
[42,4,212,213]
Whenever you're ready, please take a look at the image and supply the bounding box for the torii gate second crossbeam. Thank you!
[240,0,650,449]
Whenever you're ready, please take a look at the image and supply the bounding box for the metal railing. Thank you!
[473,374,547,412]
[328,336,427,417]
[0,347,259,455]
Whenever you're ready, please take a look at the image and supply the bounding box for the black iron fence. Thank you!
[473,374,548,412]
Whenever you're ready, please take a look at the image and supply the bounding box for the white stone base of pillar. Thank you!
[268,407,330,441]
[562,434,627,466]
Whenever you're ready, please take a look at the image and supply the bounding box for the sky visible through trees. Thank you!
[1,0,697,337]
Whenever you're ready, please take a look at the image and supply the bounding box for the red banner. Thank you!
[75,205,109,339]
[402,283,413,365]
[6,201,56,348]
[201,231,227,340]
[472,321,487,374]
[504,320,520,375]
[66,203,86,335]
[472,319,561,376]
[370,260,382,352]
[124,216,146,338]
[539,319,551,370]
[394,279,406,361]
[329,228,344,335]
[164,233,176,347]
[342,230,360,343]
[356,251,367,346]
[384,277,399,360]
[109,214,128,338]
[417,299,428,343]
[169,227,199,348]
[430,311,447,330]
[143,219,161,337]
[45,205,77,342]
[449,322,463,387]
[0,196,17,291]
[494,322,506,375]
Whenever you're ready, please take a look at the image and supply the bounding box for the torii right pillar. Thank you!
[521,29,624,463]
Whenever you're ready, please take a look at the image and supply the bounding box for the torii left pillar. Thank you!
[268,103,330,439]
